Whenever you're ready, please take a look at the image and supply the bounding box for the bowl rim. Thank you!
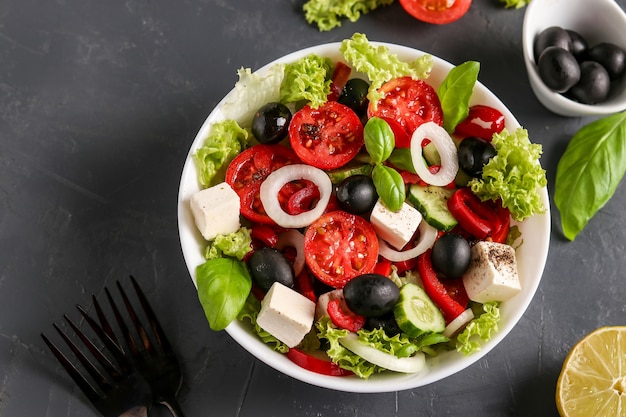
[522,0,626,116]
[177,41,551,393]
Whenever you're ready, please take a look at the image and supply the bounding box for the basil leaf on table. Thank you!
[372,164,406,212]
[364,117,395,164]
[196,257,252,331]
[437,61,480,134]
[554,111,626,240]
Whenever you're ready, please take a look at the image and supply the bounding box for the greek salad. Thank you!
[186,33,547,379]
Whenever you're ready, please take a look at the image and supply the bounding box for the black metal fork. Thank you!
[92,276,186,417]
[41,314,153,417]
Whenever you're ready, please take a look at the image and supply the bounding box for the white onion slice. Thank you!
[443,308,475,338]
[378,220,438,262]
[410,121,459,186]
[339,333,426,373]
[259,164,332,228]
[275,229,305,276]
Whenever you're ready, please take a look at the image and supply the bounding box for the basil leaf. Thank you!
[388,148,416,173]
[555,111,626,240]
[364,117,395,164]
[372,164,406,212]
[437,61,480,133]
[196,257,252,331]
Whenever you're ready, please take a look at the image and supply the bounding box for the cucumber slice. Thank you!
[407,184,458,231]
[327,163,373,185]
[338,333,426,373]
[394,283,445,337]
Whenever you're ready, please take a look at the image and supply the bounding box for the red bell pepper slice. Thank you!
[327,299,366,332]
[286,348,354,376]
[286,182,321,215]
[373,258,393,277]
[295,270,317,303]
[251,224,279,248]
[417,249,466,324]
[447,188,495,240]
[327,61,352,101]
[490,201,511,244]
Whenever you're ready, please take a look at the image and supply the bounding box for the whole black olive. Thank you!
[534,26,572,62]
[566,30,589,60]
[338,78,370,117]
[336,174,378,215]
[587,42,626,80]
[365,313,402,337]
[251,102,292,144]
[431,233,471,279]
[537,46,581,93]
[247,247,294,291]
[568,61,611,104]
[457,136,496,177]
[343,274,400,318]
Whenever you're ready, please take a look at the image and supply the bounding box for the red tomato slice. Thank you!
[225,144,301,224]
[368,77,443,139]
[454,104,505,141]
[399,0,472,25]
[289,101,364,170]
[304,211,378,288]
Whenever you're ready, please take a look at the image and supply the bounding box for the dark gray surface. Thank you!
[2,1,626,416]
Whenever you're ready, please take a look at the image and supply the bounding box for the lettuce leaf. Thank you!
[279,54,333,108]
[468,127,547,221]
[499,0,530,9]
[303,0,394,32]
[340,33,433,108]
[238,294,289,353]
[193,120,249,187]
[456,302,501,355]
[204,227,252,260]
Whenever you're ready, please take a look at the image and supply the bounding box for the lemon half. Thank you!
[556,326,626,417]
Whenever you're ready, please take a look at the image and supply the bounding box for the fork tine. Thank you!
[92,293,119,346]
[41,332,102,403]
[116,279,153,355]
[104,285,142,355]
[129,275,173,353]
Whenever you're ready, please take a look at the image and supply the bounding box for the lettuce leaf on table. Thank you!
[303,0,394,32]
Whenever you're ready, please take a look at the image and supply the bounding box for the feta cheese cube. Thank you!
[462,241,521,303]
[190,182,240,241]
[256,282,316,348]
[370,199,422,250]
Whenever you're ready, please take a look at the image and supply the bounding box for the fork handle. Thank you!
[160,399,186,417]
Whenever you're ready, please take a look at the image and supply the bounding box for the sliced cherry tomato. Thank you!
[304,211,379,288]
[286,348,353,376]
[454,105,505,141]
[327,298,366,332]
[399,0,472,25]
[328,61,352,101]
[289,101,364,170]
[368,77,443,139]
[225,144,301,224]
[381,117,412,148]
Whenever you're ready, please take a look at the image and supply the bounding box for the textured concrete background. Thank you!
[1,1,625,416]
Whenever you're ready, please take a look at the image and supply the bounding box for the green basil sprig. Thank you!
[437,61,480,134]
[554,111,626,240]
[196,257,252,330]
[363,117,406,211]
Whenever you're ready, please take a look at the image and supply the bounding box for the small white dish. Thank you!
[177,42,551,393]
[522,0,626,117]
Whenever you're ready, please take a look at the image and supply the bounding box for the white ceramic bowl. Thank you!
[177,42,551,393]
[522,0,626,117]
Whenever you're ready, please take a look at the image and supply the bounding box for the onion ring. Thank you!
[259,164,332,228]
[378,220,438,262]
[275,229,305,276]
[410,121,459,186]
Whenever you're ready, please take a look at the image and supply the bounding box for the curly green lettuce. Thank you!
[499,0,530,9]
[468,127,547,221]
[340,33,433,108]
[303,0,394,31]
[204,227,252,260]
[238,294,289,353]
[456,302,501,355]
[193,119,248,187]
[279,54,333,108]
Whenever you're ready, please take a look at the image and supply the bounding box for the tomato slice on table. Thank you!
[289,101,364,170]
[304,211,379,288]
[399,0,472,25]
[225,144,301,224]
[368,77,443,140]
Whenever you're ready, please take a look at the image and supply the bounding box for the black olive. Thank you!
[343,274,400,318]
[431,233,471,279]
[568,61,611,104]
[247,247,294,291]
[336,174,378,215]
[338,78,370,117]
[537,46,581,93]
[587,42,626,80]
[534,26,572,62]
[566,30,589,60]
[251,102,292,144]
[457,136,496,177]
[365,313,402,337]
